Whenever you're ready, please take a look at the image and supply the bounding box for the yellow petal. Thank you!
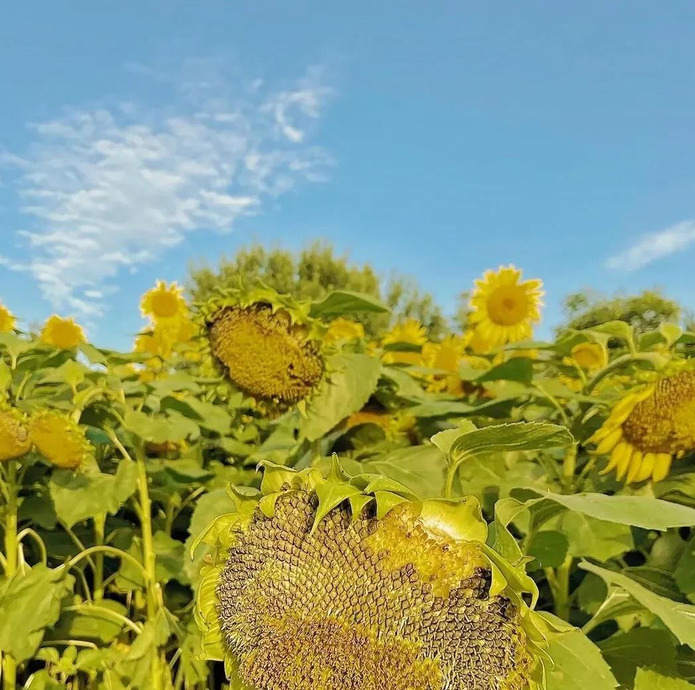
[601,442,628,475]
[634,452,657,483]
[617,448,639,481]
[626,452,644,484]
[652,454,673,483]
[595,427,623,455]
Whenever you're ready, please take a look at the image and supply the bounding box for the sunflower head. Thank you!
[422,336,466,394]
[568,342,607,372]
[381,319,428,365]
[197,287,326,406]
[325,317,365,345]
[469,266,544,348]
[589,370,695,484]
[140,281,188,321]
[40,316,85,350]
[194,462,550,690]
[0,402,31,462]
[29,410,93,470]
[0,303,16,333]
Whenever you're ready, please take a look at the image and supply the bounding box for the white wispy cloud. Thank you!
[1,63,334,317]
[605,220,695,272]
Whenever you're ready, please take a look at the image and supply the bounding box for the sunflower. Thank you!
[381,319,428,366]
[40,316,85,350]
[140,281,188,322]
[344,409,416,440]
[469,266,544,348]
[422,336,466,395]
[0,303,16,333]
[568,342,607,372]
[0,402,32,462]
[30,410,92,470]
[194,463,551,690]
[197,287,326,406]
[325,317,365,345]
[588,371,695,483]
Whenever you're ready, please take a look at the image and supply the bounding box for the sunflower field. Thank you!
[1,266,695,690]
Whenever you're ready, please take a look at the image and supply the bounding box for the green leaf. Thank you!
[50,461,139,527]
[545,628,618,690]
[313,481,362,528]
[586,321,635,349]
[634,668,693,689]
[309,290,389,319]
[581,562,695,649]
[0,565,75,662]
[48,600,131,644]
[599,628,678,687]
[301,353,382,441]
[419,497,487,543]
[675,535,695,604]
[555,513,633,561]
[160,396,231,435]
[117,531,187,589]
[476,357,534,384]
[526,530,569,568]
[522,490,695,531]
[123,409,200,443]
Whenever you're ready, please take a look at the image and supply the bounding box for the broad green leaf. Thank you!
[581,562,695,648]
[0,565,75,662]
[419,497,487,542]
[124,409,200,443]
[599,628,678,687]
[526,530,569,568]
[301,353,381,441]
[47,600,131,644]
[522,490,695,531]
[50,460,138,527]
[406,400,475,418]
[161,396,231,435]
[116,531,187,589]
[545,628,618,690]
[586,321,635,349]
[675,535,695,604]
[634,668,693,689]
[476,357,534,384]
[309,290,389,319]
[555,513,633,561]
[380,367,426,398]
[313,481,362,528]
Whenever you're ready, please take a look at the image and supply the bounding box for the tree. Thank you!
[558,289,682,336]
[188,241,448,338]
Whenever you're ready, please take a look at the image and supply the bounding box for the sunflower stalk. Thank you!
[93,513,106,602]
[2,460,19,690]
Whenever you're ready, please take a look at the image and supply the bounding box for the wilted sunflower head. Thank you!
[469,266,544,348]
[29,410,93,470]
[197,287,326,406]
[589,370,695,483]
[0,302,16,333]
[0,402,32,462]
[40,315,85,350]
[194,462,550,690]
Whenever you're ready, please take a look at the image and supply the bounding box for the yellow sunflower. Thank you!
[381,319,428,365]
[30,410,92,470]
[589,371,695,483]
[344,409,416,440]
[422,336,466,395]
[40,315,85,350]
[325,317,365,344]
[469,266,544,347]
[0,403,32,462]
[140,281,188,322]
[568,342,607,372]
[0,303,16,333]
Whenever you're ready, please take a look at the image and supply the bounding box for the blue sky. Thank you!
[2,1,695,349]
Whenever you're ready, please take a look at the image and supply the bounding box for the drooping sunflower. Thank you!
[0,402,32,462]
[29,410,93,470]
[140,281,188,322]
[325,317,365,345]
[0,302,16,333]
[194,462,553,690]
[381,319,428,366]
[40,315,85,350]
[469,266,544,348]
[589,371,695,483]
[196,287,326,407]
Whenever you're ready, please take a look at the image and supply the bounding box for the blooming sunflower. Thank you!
[381,319,428,366]
[589,371,695,483]
[30,410,92,470]
[194,463,551,690]
[422,336,466,395]
[0,302,16,333]
[40,316,85,350]
[325,317,365,345]
[469,266,544,348]
[197,287,326,407]
[0,402,32,462]
[140,281,188,322]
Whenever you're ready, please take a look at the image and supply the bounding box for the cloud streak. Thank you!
[605,220,695,272]
[2,63,334,317]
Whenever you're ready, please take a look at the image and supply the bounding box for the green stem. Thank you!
[585,353,655,394]
[2,461,18,690]
[444,463,458,499]
[93,513,106,602]
[549,556,573,621]
[562,443,578,493]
